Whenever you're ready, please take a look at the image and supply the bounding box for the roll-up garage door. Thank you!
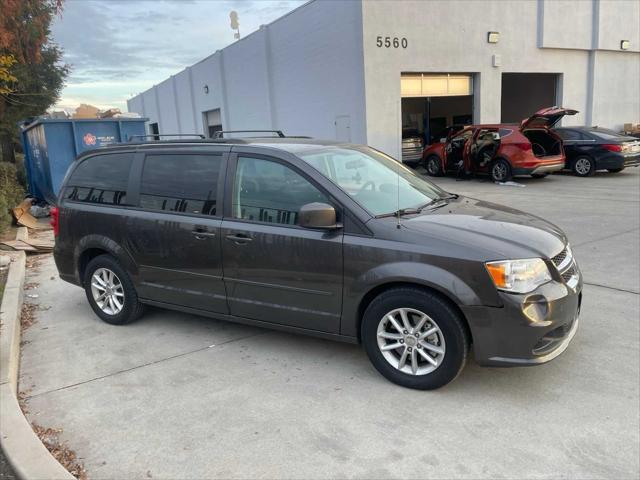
[401,74,473,98]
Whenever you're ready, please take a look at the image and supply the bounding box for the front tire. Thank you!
[83,254,144,325]
[490,158,512,183]
[572,156,595,177]
[425,155,444,177]
[361,287,469,390]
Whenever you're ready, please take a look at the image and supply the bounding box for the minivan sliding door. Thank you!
[125,149,229,313]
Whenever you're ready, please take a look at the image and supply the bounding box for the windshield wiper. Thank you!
[439,193,459,200]
[418,193,459,210]
[376,207,422,218]
[377,194,459,218]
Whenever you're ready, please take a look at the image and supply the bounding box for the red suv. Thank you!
[422,107,578,182]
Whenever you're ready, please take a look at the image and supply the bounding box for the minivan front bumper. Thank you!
[461,275,582,367]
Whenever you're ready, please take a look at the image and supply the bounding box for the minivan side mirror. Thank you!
[298,202,342,229]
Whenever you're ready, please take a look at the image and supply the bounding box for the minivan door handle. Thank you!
[191,227,217,240]
[225,233,253,244]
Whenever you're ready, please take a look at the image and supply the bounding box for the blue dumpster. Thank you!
[19,117,148,204]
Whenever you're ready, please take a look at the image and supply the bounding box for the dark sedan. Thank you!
[554,127,640,176]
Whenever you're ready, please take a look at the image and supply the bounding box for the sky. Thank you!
[50,0,306,112]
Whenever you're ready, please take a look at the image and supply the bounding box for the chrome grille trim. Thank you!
[552,246,574,272]
[552,245,579,289]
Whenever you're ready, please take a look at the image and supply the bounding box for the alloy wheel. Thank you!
[427,158,439,175]
[376,308,446,375]
[90,268,125,315]
[575,158,592,175]
[492,162,508,181]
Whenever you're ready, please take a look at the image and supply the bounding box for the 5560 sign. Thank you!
[376,36,408,49]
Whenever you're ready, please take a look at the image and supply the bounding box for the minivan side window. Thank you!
[232,156,328,226]
[65,153,132,205]
[140,154,221,216]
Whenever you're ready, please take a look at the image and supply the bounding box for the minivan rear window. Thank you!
[140,154,221,216]
[65,153,132,205]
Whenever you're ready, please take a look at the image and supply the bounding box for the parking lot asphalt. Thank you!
[20,169,640,479]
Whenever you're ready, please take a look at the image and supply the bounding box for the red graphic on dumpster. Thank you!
[83,133,97,146]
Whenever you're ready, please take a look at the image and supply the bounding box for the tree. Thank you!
[0,0,69,163]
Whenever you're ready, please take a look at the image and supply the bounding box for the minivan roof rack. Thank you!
[213,130,285,139]
[128,134,205,142]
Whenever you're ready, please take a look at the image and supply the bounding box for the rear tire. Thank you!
[83,254,144,325]
[425,155,444,177]
[490,158,512,183]
[572,156,595,177]
[608,167,625,173]
[361,287,469,390]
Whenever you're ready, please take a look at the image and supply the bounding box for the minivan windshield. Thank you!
[294,145,445,216]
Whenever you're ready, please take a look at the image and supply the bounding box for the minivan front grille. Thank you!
[552,246,579,289]
[552,249,567,267]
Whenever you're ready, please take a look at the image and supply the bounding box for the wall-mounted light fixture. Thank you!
[620,40,630,50]
[487,31,500,44]
[203,85,209,94]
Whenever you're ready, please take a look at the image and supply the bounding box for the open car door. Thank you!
[521,107,579,129]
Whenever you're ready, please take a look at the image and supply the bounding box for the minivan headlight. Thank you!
[485,258,551,293]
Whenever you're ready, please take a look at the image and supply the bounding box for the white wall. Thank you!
[127,0,639,155]
[591,50,640,129]
[268,0,366,141]
[361,0,639,159]
[127,0,366,142]
[596,0,640,52]
[540,0,594,50]
[174,72,197,133]
[156,77,178,134]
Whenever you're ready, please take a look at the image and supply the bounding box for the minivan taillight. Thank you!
[50,207,59,236]
[602,144,622,152]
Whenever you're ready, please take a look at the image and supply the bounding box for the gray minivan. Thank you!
[52,136,582,389]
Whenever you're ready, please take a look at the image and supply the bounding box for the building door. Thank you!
[400,74,474,154]
[501,73,560,123]
[335,115,351,142]
[149,122,159,140]
[203,108,223,138]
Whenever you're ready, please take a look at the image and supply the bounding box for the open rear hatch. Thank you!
[521,107,578,158]
[521,107,578,130]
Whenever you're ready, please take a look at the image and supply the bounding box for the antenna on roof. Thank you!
[230,11,240,40]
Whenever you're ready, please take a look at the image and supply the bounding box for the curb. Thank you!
[0,251,75,480]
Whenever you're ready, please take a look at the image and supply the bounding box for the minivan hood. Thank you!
[402,196,566,260]
[521,107,579,130]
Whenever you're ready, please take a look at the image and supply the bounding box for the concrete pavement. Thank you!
[19,168,640,479]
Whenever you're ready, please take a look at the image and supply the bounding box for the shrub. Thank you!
[0,161,25,232]
[14,153,28,189]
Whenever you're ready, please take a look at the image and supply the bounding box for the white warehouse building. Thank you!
[127,0,640,160]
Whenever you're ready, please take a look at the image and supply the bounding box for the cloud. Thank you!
[51,0,305,111]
